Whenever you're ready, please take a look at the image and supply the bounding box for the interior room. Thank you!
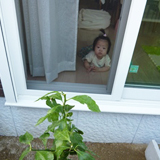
[22,0,122,85]
[15,0,160,88]
[58,0,121,85]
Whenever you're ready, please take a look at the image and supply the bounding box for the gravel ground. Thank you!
[0,136,147,160]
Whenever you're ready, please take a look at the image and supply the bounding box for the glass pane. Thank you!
[14,0,128,93]
[126,0,160,88]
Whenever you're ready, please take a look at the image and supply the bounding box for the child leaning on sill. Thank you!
[82,29,111,72]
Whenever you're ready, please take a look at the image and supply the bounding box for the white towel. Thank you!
[101,0,105,4]
[78,9,111,30]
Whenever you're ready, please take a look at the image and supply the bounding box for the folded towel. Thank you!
[78,9,111,30]
[101,0,105,4]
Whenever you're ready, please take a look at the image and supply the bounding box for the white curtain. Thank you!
[21,0,79,83]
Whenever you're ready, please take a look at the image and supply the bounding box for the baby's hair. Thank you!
[93,29,111,54]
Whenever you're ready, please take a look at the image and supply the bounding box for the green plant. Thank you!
[19,91,100,160]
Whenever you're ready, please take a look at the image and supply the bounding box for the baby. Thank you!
[83,30,111,72]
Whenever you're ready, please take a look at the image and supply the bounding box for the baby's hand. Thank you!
[88,65,97,72]
[87,66,93,72]
[92,66,99,72]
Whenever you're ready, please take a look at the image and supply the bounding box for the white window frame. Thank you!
[1,0,160,115]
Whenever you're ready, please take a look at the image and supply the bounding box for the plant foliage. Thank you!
[19,91,100,160]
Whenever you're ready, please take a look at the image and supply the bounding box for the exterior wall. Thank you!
[0,97,160,144]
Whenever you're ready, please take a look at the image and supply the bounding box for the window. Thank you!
[13,0,130,95]
[126,0,160,88]
[1,0,160,114]
[123,0,160,101]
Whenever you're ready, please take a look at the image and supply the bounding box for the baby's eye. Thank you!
[97,46,100,48]
[103,48,106,49]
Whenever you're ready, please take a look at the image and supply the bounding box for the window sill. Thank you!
[4,95,160,115]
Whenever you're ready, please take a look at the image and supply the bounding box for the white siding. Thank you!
[0,97,160,144]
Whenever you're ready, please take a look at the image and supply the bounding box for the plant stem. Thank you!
[62,93,67,119]
[29,143,32,151]
[63,93,67,106]
[31,149,55,152]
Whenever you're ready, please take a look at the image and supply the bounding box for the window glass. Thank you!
[14,0,129,94]
[126,0,160,88]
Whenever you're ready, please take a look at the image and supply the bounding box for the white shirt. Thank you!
[83,51,111,68]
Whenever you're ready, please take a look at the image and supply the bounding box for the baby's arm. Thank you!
[84,59,93,72]
[92,65,110,72]
[92,55,111,72]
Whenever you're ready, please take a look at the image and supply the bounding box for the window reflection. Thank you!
[126,0,160,87]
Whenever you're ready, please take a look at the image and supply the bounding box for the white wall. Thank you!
[0,97,160,144]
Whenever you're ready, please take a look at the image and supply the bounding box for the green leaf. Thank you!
[59,150,70,160]
[55,140,64,148]
[40,132,50,139]
[55,105,64,113]
[53,139,71,148]
[59,119,67,130]
[142,45,160,55]
[19,132,33,145]
[75,129,83,135]
[50,91,62,101]
[35,115,48,126]
[47,105,62,114]
[47,112,59,122]
[67,112,73,117]
[40,139,48,148]
[51,99,59,106]
[36,91,62,102]
[36,105,61,126]
[35,96,49,102]
[77,150,95,160]
[86,148,97,157]
[71,125,83,135]
[46,97,55,108]
[47,121,60,132]
[40,133,50,147]
[55,140,74,159]
[51,140,56,150]
[157,66,160,72]
[35,151,54,160]
[71,95,100,112]
[70,132,83,145]
[66,118,73,122]
[69,150,77,155]
[19,147,30,160]
[54,128,70,142]
[55,145,70,159]
[64,105,74,112]
[77,142,87,151]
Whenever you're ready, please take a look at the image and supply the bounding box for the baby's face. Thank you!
[94,40,108,59]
